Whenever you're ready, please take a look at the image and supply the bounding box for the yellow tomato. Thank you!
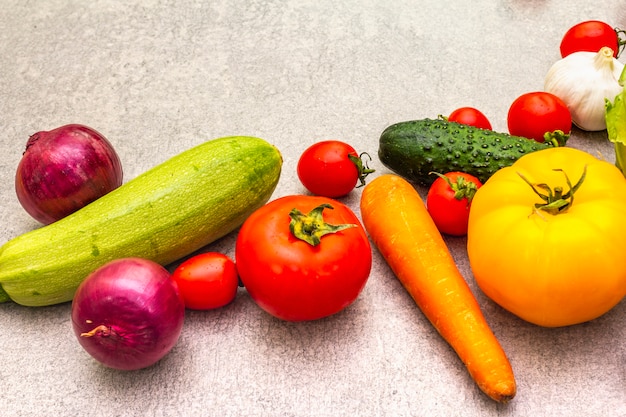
[467,147,626,327]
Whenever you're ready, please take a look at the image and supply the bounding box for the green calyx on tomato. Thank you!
[618,29,626,57]
[517,166,587,216]
[542,130,569,147]
[430,172,479,203]
[347,152,375,188]
[289,203,356,246]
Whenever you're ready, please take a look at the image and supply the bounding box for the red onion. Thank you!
[71,258,185,371]
[15,124,123,224]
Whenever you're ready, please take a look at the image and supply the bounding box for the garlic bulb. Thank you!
[544,46,624,131]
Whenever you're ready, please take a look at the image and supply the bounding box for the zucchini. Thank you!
[378,118,566,186]
[0,136,282,307]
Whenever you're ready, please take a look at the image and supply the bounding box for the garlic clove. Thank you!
[545,47,624,131]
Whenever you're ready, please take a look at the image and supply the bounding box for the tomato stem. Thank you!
[348,152,375,188]
[517,165,587,216]
[430,172,479,203]
[543,130,569,147]
[289,203,356,246]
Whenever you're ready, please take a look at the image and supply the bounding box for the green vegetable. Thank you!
[378,118,567,186]
[605,65,626,175]
[0,136,282,306]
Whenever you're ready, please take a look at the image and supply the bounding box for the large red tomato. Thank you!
[235,195,372,321]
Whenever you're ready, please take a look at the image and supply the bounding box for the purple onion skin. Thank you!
[71,258,185,371]
[15,124,123,225]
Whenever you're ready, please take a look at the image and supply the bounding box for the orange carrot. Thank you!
[360,174,516,403]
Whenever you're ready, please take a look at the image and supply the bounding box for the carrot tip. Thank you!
[483,383,517,403]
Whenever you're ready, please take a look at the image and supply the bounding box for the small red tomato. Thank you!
[236,195,372,321]
[297,140,374,198]
[171,252,238,310]
[447,107,492,130]
[426,172,482,236]
[560,20,624,58]
[507,92,572,143]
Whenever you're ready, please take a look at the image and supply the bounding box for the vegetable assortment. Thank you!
[1,15,623,405]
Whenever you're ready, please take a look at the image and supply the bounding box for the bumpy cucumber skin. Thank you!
[378,118,562,187]
[0,136,282,307]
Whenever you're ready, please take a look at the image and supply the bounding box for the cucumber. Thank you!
[0,136,282,306]
[378,118,566,186]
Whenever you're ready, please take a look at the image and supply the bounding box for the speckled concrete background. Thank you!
[0,1,624,416]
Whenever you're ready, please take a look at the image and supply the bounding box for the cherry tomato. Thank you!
[426,172,482,236]
[171,252,238,310]
[297,140,374,198]
[560,20,624,58]
[507,92,572,143]
[235,195,372,321]
[447,107,492,130]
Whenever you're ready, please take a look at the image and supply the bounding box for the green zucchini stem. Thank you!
[0,286,11,303]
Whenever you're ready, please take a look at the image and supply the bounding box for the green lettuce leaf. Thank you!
[606,65,626,175]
